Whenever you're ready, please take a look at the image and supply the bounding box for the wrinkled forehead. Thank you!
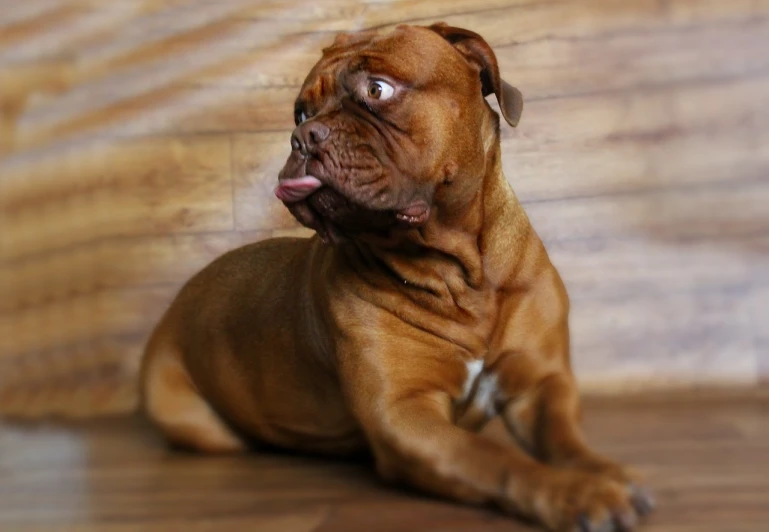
[298,26,466,101]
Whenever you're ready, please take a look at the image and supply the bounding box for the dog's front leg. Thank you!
[502,371,630,478]
[347,363,646,532]
[497,361,655,531]
[365,388,542,504]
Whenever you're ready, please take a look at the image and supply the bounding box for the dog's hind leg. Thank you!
[140,336,247,454]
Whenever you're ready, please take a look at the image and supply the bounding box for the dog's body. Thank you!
[141,24,653,531]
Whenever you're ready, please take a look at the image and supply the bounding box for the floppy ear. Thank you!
[428,22,523,127]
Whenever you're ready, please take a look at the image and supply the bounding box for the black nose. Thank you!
[291,121,330,155]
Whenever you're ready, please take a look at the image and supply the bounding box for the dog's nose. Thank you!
[291,121,330,155]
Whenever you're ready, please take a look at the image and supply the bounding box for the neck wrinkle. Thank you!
[348,117,528,297]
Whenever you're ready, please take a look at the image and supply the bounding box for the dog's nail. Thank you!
[615,510,638,531]
[629,485,655,516]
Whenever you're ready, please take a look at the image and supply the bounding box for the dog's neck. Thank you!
[348,119,534,295]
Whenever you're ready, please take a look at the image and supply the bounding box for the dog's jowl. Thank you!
[140,23,654,532]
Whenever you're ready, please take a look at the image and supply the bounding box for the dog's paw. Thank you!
[563,455,639,486]
[535,470,654,532]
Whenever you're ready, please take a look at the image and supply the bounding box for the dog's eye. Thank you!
[295,110,308,125]
[367,80,394,101]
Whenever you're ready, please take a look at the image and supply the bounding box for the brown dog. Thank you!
[140,23,654,531]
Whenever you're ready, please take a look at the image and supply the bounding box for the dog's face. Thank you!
[276,24,523,244]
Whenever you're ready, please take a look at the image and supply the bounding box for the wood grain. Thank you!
[0,395,768,530]
[1,0,768,417]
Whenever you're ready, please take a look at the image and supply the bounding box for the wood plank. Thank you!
[746,285,769,386]
[0,231,269,313]
[0,335,141,418]
[0,60,75,155]
[3,136,234,261]
[17,23,318,133]
[0,6,139,68]
[497,16,769,99]
[374,0,769,46]
[527,178,769,243]
[0,1,65,29]
[548,235,769,300]
[0,286,173,359]
[0,4,86,49]
[570,288,759,392]
[507,74,769,200]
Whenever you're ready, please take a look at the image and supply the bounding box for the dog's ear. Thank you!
[428,22,523,127]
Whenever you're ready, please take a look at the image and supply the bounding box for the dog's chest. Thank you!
[456,360,499,423]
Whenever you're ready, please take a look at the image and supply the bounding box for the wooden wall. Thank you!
[1,0,768,417]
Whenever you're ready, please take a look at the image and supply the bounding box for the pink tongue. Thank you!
[275,176,323,203]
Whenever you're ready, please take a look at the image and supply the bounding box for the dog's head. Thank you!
[276,23,522,244]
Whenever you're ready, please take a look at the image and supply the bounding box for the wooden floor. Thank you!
[1,395,767,531]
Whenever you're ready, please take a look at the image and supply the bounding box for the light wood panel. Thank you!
[1,0,768,417]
